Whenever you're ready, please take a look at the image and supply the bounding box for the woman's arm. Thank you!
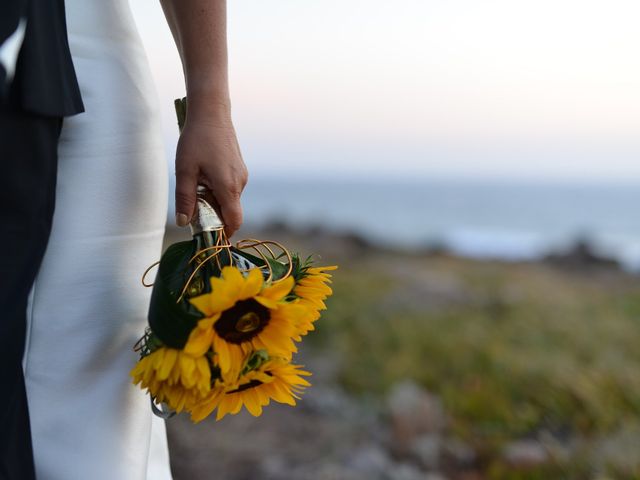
[159,0,247,236]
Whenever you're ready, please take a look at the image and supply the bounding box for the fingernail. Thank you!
[176,213,189,227]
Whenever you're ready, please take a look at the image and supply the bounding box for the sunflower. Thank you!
[294,265,337,309]
[189,355,312,422]
[186,266,299,375]
[130,346,211,412]
[291,265,337,338]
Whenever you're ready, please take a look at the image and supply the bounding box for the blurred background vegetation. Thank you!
[166,224,640,480]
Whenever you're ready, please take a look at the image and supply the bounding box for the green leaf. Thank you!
[174,97,187,133]
[265,257,289,281]
[148,240,204,348]
[241,349,269,375]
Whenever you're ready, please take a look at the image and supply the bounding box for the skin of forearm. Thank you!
[159,0,232,124]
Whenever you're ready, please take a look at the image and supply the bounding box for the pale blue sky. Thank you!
[130,0,640,182]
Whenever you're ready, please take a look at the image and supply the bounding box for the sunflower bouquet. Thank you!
[130,98,336,422]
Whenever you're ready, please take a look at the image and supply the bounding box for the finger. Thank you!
[174,164,199,227]
[216,191,244,237]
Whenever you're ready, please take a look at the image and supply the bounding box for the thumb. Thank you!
[174,165,198,227]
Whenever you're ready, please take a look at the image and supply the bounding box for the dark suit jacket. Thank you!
[1,0,84,117]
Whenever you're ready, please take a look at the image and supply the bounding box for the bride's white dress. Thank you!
[22,0,173,478]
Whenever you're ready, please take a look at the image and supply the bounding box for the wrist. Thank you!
[185,83,232,124]
[186,102,232,127]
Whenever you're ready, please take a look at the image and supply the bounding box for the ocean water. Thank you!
[240,178,640,270]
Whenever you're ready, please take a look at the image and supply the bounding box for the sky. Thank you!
[130,0,640,183]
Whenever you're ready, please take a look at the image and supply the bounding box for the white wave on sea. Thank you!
[437,229,640,270]
[440,229,558,261]
[230,177,640,271]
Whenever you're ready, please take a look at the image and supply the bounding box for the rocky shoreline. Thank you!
[163,223,640,480]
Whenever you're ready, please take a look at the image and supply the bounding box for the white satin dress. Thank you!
[22,0,173,478]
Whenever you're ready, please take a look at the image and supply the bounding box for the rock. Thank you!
[396,468,448,480]
[387,380,446,453]
[345,445,393,475]
[544,238,619,270]
[502,439,548,467]
[593,424,640,475]
[260,456,289,478]
[383,266,476,313]
[346,445,450,480]
[423,474,449,480]
[393,463,439,480]
[342,445,446,480]
[453,473,484,480]
[298,463,365,480]
[300,384,357,417]
[409,433,442,469]
[442,438,477,467]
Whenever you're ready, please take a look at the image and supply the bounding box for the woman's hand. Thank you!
[174,113,248,237]
[159,0,245,235]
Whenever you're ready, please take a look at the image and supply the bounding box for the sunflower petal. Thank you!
[260,276,294,302]
[253,296,279,309]
[189,294,214,316]
[306,266,338,274]
[191,391,222,423]
[184,327,214,357]
[157,349,177,381]
[240,268,264,300]
[214,335,231,373]
[197,313,221,330]
[216,395,234,421]
[221,266,245,289]
[243,388,263,416]
[229,392,243,414]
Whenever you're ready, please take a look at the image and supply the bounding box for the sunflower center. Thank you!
[226,372,273,394]
[236,312,261,332]
[214,299,270,344]
[227,379,263,394]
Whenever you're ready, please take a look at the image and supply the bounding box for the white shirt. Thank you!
[0,18,27,84]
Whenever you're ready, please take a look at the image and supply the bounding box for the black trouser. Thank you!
[0,103,62,480]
